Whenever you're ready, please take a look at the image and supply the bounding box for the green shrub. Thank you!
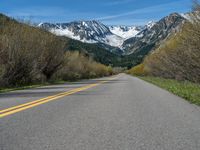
[128,64,146,76]
[0,14,113,88]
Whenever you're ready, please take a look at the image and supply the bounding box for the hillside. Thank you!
[122,13,186,65]
[0,12,190,71]
[38,13,186,68]
[0,13,114,87]
[63,38,122,66]
[128,11,200,84]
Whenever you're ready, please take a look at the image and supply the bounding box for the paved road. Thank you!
[1,74,200,150]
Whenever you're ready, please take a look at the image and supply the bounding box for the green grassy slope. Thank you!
[140,76,200,105]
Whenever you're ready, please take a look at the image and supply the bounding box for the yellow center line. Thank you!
[0,77,117,118]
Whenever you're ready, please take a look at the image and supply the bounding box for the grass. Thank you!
[139,76,200,106]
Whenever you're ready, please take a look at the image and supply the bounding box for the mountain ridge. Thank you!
[38,20,146,49]
[38,20,125,49]
[122,13,186,55]
[0,12,188,68]
[38,13,185,56]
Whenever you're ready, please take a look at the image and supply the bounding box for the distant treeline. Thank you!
[0,14,117,88]
[128,2,200,83]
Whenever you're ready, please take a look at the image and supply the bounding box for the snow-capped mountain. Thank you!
[38,21,147,49]
[122,13,186,55]
[39,21,124,48]
[109,26,143,39]
[38,13,185,56]
[145,21,156,29]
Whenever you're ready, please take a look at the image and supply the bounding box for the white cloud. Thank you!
[98,0,189,20]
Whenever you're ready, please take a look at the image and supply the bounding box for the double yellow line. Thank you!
[0,78,114,118]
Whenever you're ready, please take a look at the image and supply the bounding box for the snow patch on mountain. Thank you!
[50,28,97,43]
[50,28,80,41]
[39,21,126,48]
[109,26,142,39]
[146,21,156,29]
[180,12,194,22]
[38,20,154,48]
[104,34,124,48]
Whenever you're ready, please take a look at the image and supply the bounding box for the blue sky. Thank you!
[0,0,191,25]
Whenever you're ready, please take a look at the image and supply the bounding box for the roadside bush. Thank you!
[0,18,67,86]
[128,64,146,76]
[0,14,113,88]
[142,19,200,83]
[129,2,200,83]
[55,51,113,81]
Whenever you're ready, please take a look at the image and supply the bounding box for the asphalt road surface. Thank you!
[1,74,200,150]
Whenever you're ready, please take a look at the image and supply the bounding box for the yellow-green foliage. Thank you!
[0,15,113,87]
[131,15,200,84]
[0,16,68,86]
[142,20,200,83]
[128,64,146,76]
[55,51,113,81]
